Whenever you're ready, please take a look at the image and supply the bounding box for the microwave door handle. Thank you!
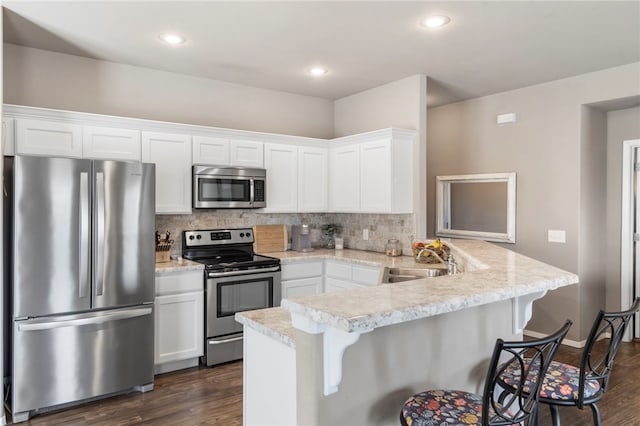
[249,178,255,206]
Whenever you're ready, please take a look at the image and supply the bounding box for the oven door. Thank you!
[206,268,282,338]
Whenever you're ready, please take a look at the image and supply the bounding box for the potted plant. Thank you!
[321,223,341,249]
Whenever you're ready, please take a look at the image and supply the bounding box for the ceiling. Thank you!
[3,1,640,107]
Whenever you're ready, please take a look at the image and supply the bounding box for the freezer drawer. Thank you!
[10,305,154,420]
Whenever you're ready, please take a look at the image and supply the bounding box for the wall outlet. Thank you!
[548,229,566,243]
[363,229,369,240]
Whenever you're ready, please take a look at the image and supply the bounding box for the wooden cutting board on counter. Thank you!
[253,224,288,253]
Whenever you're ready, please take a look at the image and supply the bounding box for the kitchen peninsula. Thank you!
[236,239,578,426]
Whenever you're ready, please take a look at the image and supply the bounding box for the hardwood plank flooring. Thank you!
[7,341,640,425]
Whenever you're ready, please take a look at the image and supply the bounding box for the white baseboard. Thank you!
[524,329,586,348]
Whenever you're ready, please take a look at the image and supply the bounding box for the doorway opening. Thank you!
[621,139,640,339]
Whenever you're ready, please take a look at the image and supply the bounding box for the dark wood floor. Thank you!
[8,341,640,425]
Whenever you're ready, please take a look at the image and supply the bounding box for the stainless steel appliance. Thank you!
[192,166,266,209]
[3,156,156,423]
[291,224,313,252]
[182,228,281,366]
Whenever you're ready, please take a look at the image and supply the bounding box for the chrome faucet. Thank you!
[447,255,457,275]
[416,247,446,264]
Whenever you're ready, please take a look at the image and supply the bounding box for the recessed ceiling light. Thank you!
[160,33,186,45]
[308,67,328,77]
[420,15,451,28]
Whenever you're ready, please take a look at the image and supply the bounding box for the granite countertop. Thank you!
[155,258,204,274]
[236,240,578,344]
[281,239,578,334]
[235,307,297,348]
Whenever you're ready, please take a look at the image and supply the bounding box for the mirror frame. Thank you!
[436,172,517,243]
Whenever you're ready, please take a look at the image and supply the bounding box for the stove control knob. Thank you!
[240,232,245,237]
[188,235,195,240]
[196,234,202,240]
[246,232,251,238]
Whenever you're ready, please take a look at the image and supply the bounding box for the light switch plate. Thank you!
[548,229,566,243]
[363,229,369,240]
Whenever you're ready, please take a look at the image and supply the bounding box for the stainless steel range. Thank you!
[182,228,282,366]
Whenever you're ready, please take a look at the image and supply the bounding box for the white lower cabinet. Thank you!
[281,260,323,298]
[324,260,380,293]
[154,270,204,374]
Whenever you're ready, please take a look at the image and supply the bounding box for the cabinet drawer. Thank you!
[352,265,381,286]
[325,261,352,280]
[155,271,203,296]
[281,261,323,280]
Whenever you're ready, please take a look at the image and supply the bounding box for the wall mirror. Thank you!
[436,172,516,243]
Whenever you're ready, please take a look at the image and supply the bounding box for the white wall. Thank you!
[333,74,427,237]
[3,44,334,139]
[427,62,640,341]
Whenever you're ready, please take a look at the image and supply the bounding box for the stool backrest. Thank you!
[577,297,640,408]
[483,320,572,425]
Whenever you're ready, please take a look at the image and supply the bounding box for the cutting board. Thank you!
[253,224,288,253]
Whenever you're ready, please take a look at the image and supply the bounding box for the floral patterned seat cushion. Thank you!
[501,360,601,401]
[401,389,484,426]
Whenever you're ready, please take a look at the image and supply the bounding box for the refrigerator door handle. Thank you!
[95,172,105,297]
[79,172,90,299]
[16,307,153,332]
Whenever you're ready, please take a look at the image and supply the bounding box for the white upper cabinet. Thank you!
[15,118,83,158]
[298,145,328,212]
[360,139,392,212]
[142,131,192,214]
[83,126,141,161]
[329,144,360,212]
[230,140,264,168]
[2,117,15,156]
[330,129,414,214]
[192,135,231,165]
[264,143,298,212]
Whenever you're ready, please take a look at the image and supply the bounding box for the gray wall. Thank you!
[3,44,334,139]
[427,63,640,341]
[605,106,640,311]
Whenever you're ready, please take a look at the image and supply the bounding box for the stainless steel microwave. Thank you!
[193,165,266,209]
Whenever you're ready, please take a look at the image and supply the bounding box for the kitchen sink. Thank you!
[381,266,449,283]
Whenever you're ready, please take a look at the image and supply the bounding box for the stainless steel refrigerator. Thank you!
[3,155,156,423]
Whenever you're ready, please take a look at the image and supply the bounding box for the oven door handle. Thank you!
[207,266,280,278]
[209,336,244,345]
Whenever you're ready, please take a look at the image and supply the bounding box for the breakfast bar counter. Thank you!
[235,239,578,426]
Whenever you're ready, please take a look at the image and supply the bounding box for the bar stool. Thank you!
[499,298,640,426]
[400,320,572,426]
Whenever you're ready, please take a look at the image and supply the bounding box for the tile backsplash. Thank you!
[156,211,416,257]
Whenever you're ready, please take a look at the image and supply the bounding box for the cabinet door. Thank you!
[16,118,83,158]
[142,131,192,214]
[324,277,365,293]
[154,290,204,365]
[264,143,298,212]
[281,261,323,281]
[83,126,141,161]
[329,144,360,212]
[298,146,328,212]
[192,136,230,165]
[230,140,264,168]
[360,139,392,213]
[2,118,15,156]
[282,277,323,298]
[352,264,381,286]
